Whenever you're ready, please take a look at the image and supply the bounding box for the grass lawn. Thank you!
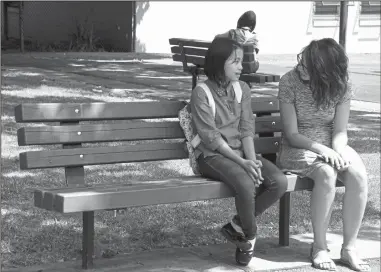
[1,66,380,269]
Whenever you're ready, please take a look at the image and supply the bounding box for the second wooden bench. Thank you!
[169,37,281,89]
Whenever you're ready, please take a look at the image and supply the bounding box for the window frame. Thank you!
[314,1,341,16]
[360,1,381,16]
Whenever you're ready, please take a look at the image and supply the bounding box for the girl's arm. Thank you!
[280,102,328,154]
[332,101,350,154]
[239,83,263,180]
[190,86,225,151]
[216,142,263,182]
[239,82,257,160]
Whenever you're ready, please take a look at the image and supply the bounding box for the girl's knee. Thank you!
[234,175,257,196]
[345,167,368,192]
[274,174,288,194]
[312,165,337,192]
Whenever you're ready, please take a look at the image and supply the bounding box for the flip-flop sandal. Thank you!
[310,246,337,271]
[338,258,371,272]
[338,248,371,272]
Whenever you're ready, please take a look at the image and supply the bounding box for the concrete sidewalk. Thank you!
[4,227,380,272]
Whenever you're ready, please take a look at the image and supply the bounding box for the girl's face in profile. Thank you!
[224,48,243,82]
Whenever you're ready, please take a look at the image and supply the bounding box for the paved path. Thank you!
[3,229,380,272]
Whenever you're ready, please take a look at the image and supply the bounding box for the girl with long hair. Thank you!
[277,38,369,272]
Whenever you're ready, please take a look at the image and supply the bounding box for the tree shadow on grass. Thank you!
[2,64,196,106]
[347,109,380,154]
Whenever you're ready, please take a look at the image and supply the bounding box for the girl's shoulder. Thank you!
[237,80,251,93]
[192,80,215,99]
[280,69,300,86]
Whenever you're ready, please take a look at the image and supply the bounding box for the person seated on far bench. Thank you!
[216,10,260,74]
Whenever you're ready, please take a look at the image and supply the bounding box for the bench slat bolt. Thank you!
[77,131,82,135]
[75,109,79,113]
[272,122,276,125]
[274,142,279,146]
[269,102,273,105]
[80,154,84,158]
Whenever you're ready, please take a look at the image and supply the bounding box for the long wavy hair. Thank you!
[296,38,349,109]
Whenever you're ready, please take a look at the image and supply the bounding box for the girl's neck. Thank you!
[220,80,230,89]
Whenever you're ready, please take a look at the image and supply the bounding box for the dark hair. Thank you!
[237,10,257,32]
[204,37,243,86]
[296,38,349,109]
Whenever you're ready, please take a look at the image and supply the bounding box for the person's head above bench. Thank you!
[237,10,257,33]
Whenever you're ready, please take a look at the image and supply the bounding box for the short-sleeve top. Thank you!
[276,68,352,177]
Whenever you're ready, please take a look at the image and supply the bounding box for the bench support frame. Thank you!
[255,112,292,246]
[82,211,95,269]
[279,193,291,246]
[61,121,95,268]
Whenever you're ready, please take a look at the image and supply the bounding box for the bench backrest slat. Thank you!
[169,38,211,48]
[19,137,280,169]
[171,46,208,57]
[15,102,186,123]
[61,121,86,186]
[18,116,282,145]
[15,98,279,122]
[170,38,258,68]
[172,54,205,67]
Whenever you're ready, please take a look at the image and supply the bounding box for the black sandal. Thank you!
[236,247,254,266]
[220,223,251,251]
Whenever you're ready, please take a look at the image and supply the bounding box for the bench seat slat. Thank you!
[18,116,282,145]
[15,98,279,122]
[20,137,281,169]
[33,175,345,213]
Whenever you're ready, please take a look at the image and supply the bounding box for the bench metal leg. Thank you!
[192,73,197,90]
[279,192,291,246]
[82,211,94,269]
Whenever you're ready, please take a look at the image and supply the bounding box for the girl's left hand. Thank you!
[252,159,262,168]
[337,151,351,171]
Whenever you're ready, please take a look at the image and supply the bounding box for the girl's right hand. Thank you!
[318,147,346,170]
[241,159,264,187]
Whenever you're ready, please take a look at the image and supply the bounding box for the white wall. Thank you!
[135,1,380,54]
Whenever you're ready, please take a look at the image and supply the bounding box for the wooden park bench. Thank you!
[169,38,281,89]
[15,97,343,269]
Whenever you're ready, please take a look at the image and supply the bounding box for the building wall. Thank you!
[7,1,133,51]
[135,1,380,54]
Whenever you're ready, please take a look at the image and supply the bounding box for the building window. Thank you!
[360,1,381,15]
[314,1,340,16]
